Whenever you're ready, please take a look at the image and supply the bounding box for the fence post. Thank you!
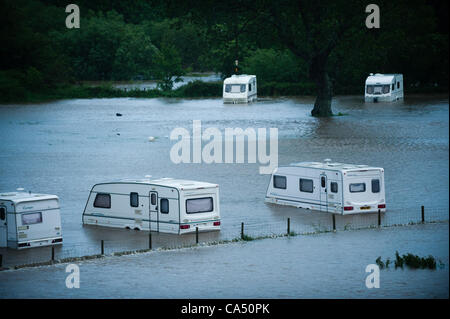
[149,232,152,250]
[287,218,290,236]
[196,227,199,244]
[421,205,425,223]
[241,222,244,240]
[332,214,336,231]
[378,209,381,227]
[51,246,55,261]
[101,240,104,255]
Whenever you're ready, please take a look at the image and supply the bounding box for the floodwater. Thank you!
[0,94,448,297]
[0,223,448,298]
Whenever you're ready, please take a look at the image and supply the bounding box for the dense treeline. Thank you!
[0,0,448,103]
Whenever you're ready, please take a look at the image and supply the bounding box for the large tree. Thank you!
[257,0,367,116]
[176,0,367,116]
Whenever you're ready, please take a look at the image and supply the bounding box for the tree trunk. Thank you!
[310,55,333,117]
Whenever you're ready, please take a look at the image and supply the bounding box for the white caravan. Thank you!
[82,178,221,234]
[265,160,386,214]
[365,73,404,102]
[0,192,63,249]
[223,74,257,103]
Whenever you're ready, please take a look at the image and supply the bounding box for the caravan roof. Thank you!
[0,192,58,204]
[104,178,219,191]
[223,74,255,85]
[365,73,400,85]
[288,161,383,173]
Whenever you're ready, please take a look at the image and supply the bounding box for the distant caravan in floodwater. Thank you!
[82,178,221,234]
[0,191,63,249]
[265,160,386,215]
[223,74,257,104]
[365,73,404,102]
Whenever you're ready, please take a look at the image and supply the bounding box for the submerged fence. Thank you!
[0,205,448,270]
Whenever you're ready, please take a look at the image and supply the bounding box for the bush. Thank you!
[241,48,307,83]
[258,82,316,96]
[0,70,26,102]
[175,80,222,97]
[23,67,44,90]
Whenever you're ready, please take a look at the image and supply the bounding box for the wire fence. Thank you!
[0,205,448,270]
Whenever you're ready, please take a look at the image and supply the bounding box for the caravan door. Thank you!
[0,206,7,247]
[149,191,158,231]
[319,174,328,212]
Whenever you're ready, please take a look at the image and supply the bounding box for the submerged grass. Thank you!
[376,251,442,270]
[2,220,447,272]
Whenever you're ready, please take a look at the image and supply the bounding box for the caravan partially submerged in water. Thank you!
[365,73,404,102]
[223,74,257,103]
[265,160,386,214]
[0,192,63,249]
[82,178,221,234]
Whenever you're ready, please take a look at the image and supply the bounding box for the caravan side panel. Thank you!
[83,183,152,231]
[265,167,322,210]
[152,185,180,234]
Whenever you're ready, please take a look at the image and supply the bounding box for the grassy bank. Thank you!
[0,80,448,104]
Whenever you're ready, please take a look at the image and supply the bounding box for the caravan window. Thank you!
[371,179,380,193]
[160,198,169,214]
[0,207,5,220]
[367,85,390,94]
[392,83,395,91]
[397,82,400,89]
[330,182,338,193]
[321,176,326,188]
[94,193,111,208]
[299,179,314,193]
[186,197,214,214]
[273,175,287,189]
[151,193,157,205]
[130,192,139,207]
[249,83,252,91]
[349,183,366,193]
[22,212,42,225]
[225,84,246,93]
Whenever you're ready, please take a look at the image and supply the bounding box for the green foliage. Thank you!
[241,49,307,83]
[241,234,255,241]
[0,0,448,103]
[174,80,222,97]
[0,70,26,102]
[395,251,404,269]
[154,44,184,91]
[375,251,440,270]
[23,67,44,90]
[375,256,385,269]
[111,26,158,80]
[56,10,127,80]
[147,19,210,71]
[258,82,316,96]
